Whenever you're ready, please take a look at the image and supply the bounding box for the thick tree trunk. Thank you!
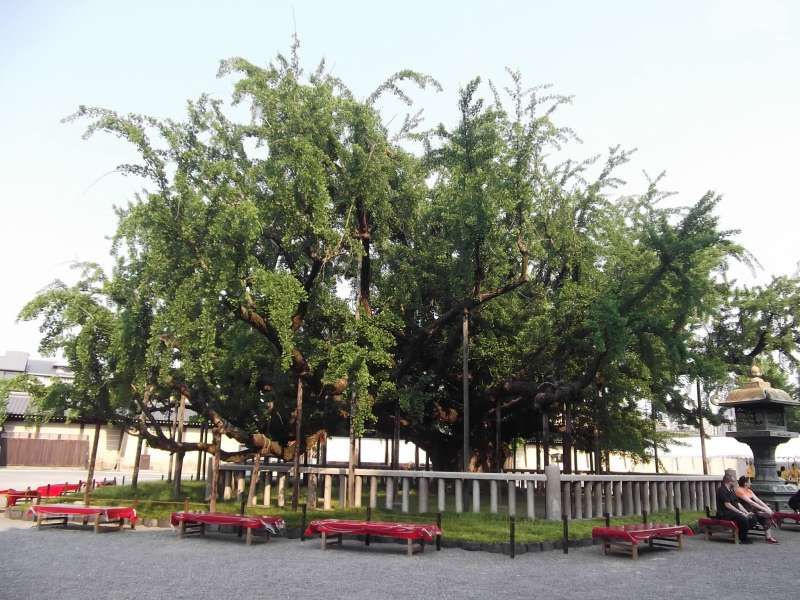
[131,434,144,490]
[173,452,185,497]
[209,429,221,512]
[84,422,102,505]
[246,452,262,507]
[172,394,186,496]
[697,379,709,475]
[291,375,304,511]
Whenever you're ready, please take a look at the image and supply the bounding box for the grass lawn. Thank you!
[74,481,705,544]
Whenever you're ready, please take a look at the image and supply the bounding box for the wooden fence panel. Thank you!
[0,438,89,467]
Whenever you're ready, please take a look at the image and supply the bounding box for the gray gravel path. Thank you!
[1,522,799,600]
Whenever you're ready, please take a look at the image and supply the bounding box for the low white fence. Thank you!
[211,463,721,521]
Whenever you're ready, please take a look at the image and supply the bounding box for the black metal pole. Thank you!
[642,510,648,525]
[562,515,569,554]
[675,507,680,526]
[436,512,442,551]
[509,516,516,559]
[603,512,610,527]
[366,506,372,546]
[300,503,307,541]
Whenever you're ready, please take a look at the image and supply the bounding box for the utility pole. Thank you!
[696,379,709,475]
[462,307,470,472]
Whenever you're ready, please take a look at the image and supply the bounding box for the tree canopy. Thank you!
[17,44,800,474]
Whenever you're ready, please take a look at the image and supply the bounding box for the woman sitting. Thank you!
[736,476,778,544]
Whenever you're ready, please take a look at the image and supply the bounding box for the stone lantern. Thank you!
[719,365,799,507]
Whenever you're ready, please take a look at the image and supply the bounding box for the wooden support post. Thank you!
[436,512,442,551]
[263,472,272,507]
[419,477,429,514]
[562,514,569,554]
[354,475,362,508]
[300,503,307,542]
[472,480,480,513]
[437,479,446,512]
[490,480,498,514]
[401,477,410,513]
[93,513,101,534]
[455,479,463,514]
[573,482,583,519]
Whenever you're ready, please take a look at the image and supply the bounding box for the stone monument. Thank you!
[719,365,799,507]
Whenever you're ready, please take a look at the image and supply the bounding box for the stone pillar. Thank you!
[277,473,286,508]
[223,471,232,500]
[455,479,463,514]
[401,477,410,513]
[263,472,272,507]
[323,474,332,510]
[526,481,535,519]
[438,478,446,512]
[385,477,394,510]
[605,481,613,515]
[419,477,429,513]
[673,481,682,511]
[622,481,633,516]
[573,482,583,519]
[614,481,623,516]
[641,481,650,515]
[472,480,480,513]
[649,482,658,513]
[633,482,642,515]
[658,482,667,512]
[508,481,517,517]
[584,482,594,518]
[354,475,362,508]
[708,481,717,512]
[236,472,245,501]
[544,464,561,520]
[594,481,603,516]
[688,480,697,511]
[338,475,347,508]
[369,476,378,508]
[666,481,674,511]
[490,480,498,514]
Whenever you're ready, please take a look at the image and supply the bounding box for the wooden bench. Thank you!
[591,524,693,560]
[1,489,40,508]
[170,512,285,545]
[699,516,767,543]
[303,519,443,557]
[773,511,800,530]
[29,504,137,533]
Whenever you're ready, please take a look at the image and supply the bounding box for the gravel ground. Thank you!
[1,521,799,600]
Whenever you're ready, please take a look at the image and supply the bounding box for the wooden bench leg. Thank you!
[179,521,186,539]
[407,539,413,557]
[321,532,327,550]
[631,543,638,560]
[677,533,683,550]
[36,511,43,529]
[94,513,101,534]
[245,528,253,546]
[200,523,205,536]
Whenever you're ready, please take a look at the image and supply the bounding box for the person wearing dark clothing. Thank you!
[716,474,755,543]
[789,489,800,512]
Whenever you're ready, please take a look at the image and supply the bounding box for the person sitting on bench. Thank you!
[736,476,778,544]
[716,473,756,544]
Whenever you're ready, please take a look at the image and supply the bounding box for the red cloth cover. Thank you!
[29,503,137,524]
[1,489,39,507]
[773,512,800,526]
[36,484,81,497]
[698,517,737,530]
[304,519,443,541]
[170,512,286,535]
[592,523,693,544]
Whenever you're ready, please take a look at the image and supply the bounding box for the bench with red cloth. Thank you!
[303,519,443,557]
[36,483,82,497]
[1,489,40,508]
[29,503,137,532]
[170,511,286,545]
[591,523,693,560]
[773,512,800,530]
[698,517,740,543]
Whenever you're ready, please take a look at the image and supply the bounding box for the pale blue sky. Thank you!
[1,0,799,355]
